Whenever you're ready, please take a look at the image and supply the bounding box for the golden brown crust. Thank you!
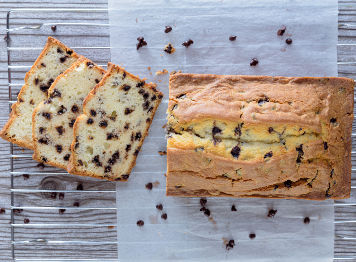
[167,73,354,200]
[0,37,79,149]
[67,63,163,181]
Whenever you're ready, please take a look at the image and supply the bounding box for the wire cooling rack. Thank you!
[4,5,356,262]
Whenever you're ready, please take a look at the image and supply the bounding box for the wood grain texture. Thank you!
[0,0,355,261]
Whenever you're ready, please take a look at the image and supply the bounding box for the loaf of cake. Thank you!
[68,63,163,181]
[0,37,79,149]
[32,57,105,167]
[166,74,354,200]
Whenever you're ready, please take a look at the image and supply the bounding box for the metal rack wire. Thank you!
[5,6,356,261]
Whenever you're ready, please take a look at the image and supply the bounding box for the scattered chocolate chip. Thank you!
[182,39,194,47]
[69,119,76,128]
[267,209,277,218]
[249,233,256,239]
[104,166,112,173]
[250,58,259,66]
[304,217,310,224]
[71,105,79,113]
[268,127,274,133]
[59,56,68,63]
[51,25,57,32]
[41,157,48,163]
[200,198,207,206]
[285,38,293,45]
[0,208,5,214]
[87,118,94,124]
[264,151,273,159]
[99,120,108,128]
[22,174,30,180]
[13,208,23,214]
[58,192,65,200]
[231,205,237,212]
[86,61,94,68]
[231,145,241,159]
[229,35,237,41]
[38,138,49,144]
[42,112,51,120]
[57,47,63,53]
[125,108,134,115]
[156,204,163,210]
[37,163,45,169]
[73,202,80,207]
[330,118,337,123]
[145,182,153,190]
[204,208,210,217]
[164,43,175,54]
[59,209,66,214]
[76,184,83,190]
[57,105,67,115]
[63,154,70,161]
[24,218,30,224]
[55,144,63,153]
[158,151,167,156]
[56,126,64,135]
[323,142,328,150]
[126,144,131,152]
[226,239,235,250]
[284,180,292,188]
[165,26,172,33]
[136,37,147,50]
[277,25,286,36]
[161,213,168,220]
[137,220,144,227]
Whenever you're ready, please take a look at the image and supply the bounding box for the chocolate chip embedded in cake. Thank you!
[68,63,163,181]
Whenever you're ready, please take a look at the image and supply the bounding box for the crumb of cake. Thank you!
[136,37,147,50]
[158,150,167,156]
[152,181,160,187]
[162,123,167,129]
[250,58,259,66]
[277,25,286,36]
[170,70,182,75]
[108,225,115,229]
[229,35,237,41]
[164,26,172,33]
[147,66,151,71]
[164,43,175,54]
[156,69,169,75]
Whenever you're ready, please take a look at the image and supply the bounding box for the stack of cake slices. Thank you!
[0,37,163,181]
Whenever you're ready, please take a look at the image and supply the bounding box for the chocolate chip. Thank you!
[37,163,45,169]
[50,89,61,98]
[57,47,63,53]
[250,58,259,66]
[165,26,172,33]
[40,84,50,93]
[122,72,126,79]
[23,174,30,180]
[330,169,334,178]
[86,61,94,68]
[231,145,241,159]
[125,108,134,115]
[136,81,145,87]
[158,94,163,99]
[51,25,57,32]
[38,138,49,144]
[156,204,163,210]
[142,92,149,100]
[231,205,237,212]
[73,201,80,207]
[135,132,142,141]
[151,95,157,101]
[277,25,286,36]
[77,160,83,166]
[57,105,67,115]
[330,118,337,123]
[69,119,75,128]
[59,209,66,214]
[24,218,30,224]
[122,174,130,180]
[226,239,235,250]
[323,142,328,150]
[136,37,147,50]
[264,151,273,159]
[95,79,100,84]
[268,127,274,133]
[92,155,102,167]
[76,184,83,190]
[63,154,70,161]
[258,97,269,105]
[67,50,73,55]
[71,105,79,113]
[87,118,94,124]
[229,35,237,41]
[13,208,23,214]
[146,118,151,123]
[59,56,68,63]
[55,144,63,153]
[296,144,304,163]
[182,39,194,47]
[234,123,244,136]
[30,99,34,105]
[134,149,140,156]
[200,198,207,206]
[137,220,144,227]
[284,180,292,188]
[212,126,222,136]
[126,144,131,152]
[285,38,293,45]
[145,182,153,190]
[107,133,118,140]
[249,233,256,239]
[122,85,131,91]
[90,110,97,116]
[108,151,120,165]
[267,209,277,218]
[99,120,108,128]
[161,213,168,220]
[39,127,45,134]
[204,208,210,217]
[158,151,167,156]
[34,78,39,85]
[164,43,175,54]
[41,63,46,67]
[0,208,5,214]
[104,166,112,173]
[124,123,130,129]
[56,126,64,135]
[304,217,310,224]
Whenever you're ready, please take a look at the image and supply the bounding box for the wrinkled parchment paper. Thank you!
[109,0,337,260]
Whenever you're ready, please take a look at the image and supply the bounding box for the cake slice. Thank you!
[68,63,163,181]
[0,37,79,149]
[32,57,105,167]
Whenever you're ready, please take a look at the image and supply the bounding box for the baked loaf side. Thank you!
[166,74,354,200]
[68,63,163,181]
[0,37,79,149]
[32,57,105,168]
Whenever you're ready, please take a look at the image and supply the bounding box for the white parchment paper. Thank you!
[109,0,337,260]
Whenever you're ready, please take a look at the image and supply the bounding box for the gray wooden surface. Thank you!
[0,0,356,261]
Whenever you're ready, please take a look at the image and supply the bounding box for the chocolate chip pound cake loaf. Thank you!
[166,74,354,200]
[0,37,79,149]
[32,57,105,167]
[68,63,163,181]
